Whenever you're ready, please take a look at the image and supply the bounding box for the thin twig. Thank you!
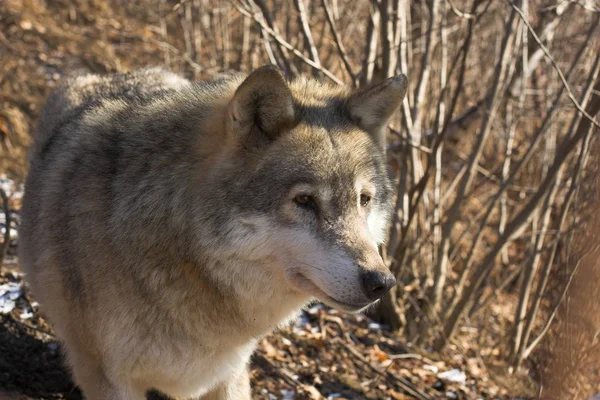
[361,1,380,85]
[390,0,486,274]
[146,36,204,72]
[438,52,600,350]
[448,0,476,19]
[379,0,397,79]
[518,67,600,363]
[253,354,325,399]
[321,0,357,86]
[508,0,600,130]
[293,0,322,79]
[429,0,447,323]
[332,337,433,400]
[445,18,599,317]
[236,4,344,84]
[250,0,297,74]
[522,252,587,360]
[428,2,521,341]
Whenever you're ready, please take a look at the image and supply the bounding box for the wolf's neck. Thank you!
[199,255,311,339]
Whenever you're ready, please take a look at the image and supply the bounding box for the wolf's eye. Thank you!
[360,193,371,207]
[294,194,316,210]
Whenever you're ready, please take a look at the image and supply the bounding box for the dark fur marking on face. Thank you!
[295,99,354,132]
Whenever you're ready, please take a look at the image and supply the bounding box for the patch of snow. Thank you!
[368,322,382,330]
[0,177,14,197]
[0,227,18,240]
[295,312,310,327]
[292,327,306,336]
[0,281,22,314]
[423,364,439,373]
[437,369,467,384]
[307,304,324,314]
[0,298,16,314]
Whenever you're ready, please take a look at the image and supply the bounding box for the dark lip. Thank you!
[324,295,376,312]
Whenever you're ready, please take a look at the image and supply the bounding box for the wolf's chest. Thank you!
[147,339,256,398]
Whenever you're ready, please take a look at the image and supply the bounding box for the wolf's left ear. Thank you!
[227,66,296,148]
[348,74,408,151]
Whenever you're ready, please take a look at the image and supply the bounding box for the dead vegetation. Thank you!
[1,0,600,398]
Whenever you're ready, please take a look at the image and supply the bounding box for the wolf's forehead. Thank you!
[281,125,380,185]
[290,78,354,130]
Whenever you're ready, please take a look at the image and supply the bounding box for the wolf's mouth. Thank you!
[324,296,377,313]
[290,272,373,312]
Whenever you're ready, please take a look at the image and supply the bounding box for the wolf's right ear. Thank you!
[227,66,296,148]
[348,74,408,151]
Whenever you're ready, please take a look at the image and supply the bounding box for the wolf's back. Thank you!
[30,68,190,161]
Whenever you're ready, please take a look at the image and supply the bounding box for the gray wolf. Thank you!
[19,66,407,399]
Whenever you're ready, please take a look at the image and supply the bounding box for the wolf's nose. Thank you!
[361,271,396,300]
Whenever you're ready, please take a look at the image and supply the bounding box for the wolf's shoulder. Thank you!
[32,68,195,158]
[48,67,190,114]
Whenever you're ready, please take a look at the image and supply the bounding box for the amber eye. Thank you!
[360,193,371,207]
[294,194,316,210]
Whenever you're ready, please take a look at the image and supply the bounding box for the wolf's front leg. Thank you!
[68,350,146,400]
[199,367,251,400]
[72,366,146,400]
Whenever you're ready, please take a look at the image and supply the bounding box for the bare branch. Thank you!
[445,17,599,314]
[361,1,380,85]
[508,0,600,130]
[293,0,323,79]
[426,2,521,336]
[437,54,600,350]
[332,337,434,400]
[251,0,299,75]
[321,0,358,85]
[236,4,344,84]
[448,0,476,19]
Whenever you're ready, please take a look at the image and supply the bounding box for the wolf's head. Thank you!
[211,66,407,312]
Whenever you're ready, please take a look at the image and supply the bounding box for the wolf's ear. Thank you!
[348,74,408,151]
[227,66,296,148]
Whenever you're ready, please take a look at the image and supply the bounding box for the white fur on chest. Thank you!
[148,340,256,398]
[135,298,304,398]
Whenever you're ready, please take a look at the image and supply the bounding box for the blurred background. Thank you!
[1,0,599,399]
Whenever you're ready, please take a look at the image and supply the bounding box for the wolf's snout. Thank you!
[361,270,396,301]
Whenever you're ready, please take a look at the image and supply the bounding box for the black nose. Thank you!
[361,270,397,301]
